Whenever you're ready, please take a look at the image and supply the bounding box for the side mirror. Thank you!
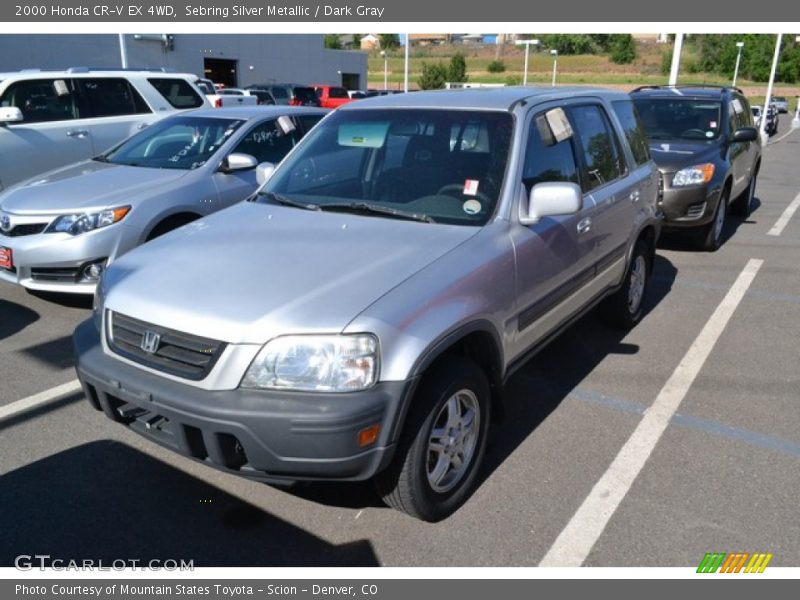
[220,153,258,174]
[732,127,758,143]
[520,182,582,225]
[256,162,276,185]
[0,107,23,124]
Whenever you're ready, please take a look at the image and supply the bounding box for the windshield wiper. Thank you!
[92,154,110,163]
[317,202,436,224]
[257,191,320,211]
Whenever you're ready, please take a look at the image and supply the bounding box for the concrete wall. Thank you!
[0,34,367,88]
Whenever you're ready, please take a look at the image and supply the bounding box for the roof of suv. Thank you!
[630,85,741,99]
[338,86,630,111]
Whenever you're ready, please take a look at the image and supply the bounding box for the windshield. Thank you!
[102,116,245,170]
[260,109,513,226]
[633,98,722,141]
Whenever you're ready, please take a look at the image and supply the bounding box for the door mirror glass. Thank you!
[732,127,758,143]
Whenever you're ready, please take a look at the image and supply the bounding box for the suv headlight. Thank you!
[241,334,379,392]
[92,275,106,331]
[46,206,130,235]
[672,164,715,187]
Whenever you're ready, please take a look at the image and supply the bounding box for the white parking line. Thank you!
[0,379,82,421]
[768,191,800,237]
[539,258,764,567]
[767,125,798,145]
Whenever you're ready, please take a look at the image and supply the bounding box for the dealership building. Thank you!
[0,34,368,89]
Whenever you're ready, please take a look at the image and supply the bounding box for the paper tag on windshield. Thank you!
[463,179,479,196]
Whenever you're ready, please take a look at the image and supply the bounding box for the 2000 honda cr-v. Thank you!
[75,87,662,521]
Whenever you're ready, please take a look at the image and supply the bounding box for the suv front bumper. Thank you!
[659,180,722,230]
[74,319,412,482]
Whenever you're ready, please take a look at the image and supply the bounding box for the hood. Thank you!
[0,161,189,215]
[104,202,479,344]
[647,139,722,174]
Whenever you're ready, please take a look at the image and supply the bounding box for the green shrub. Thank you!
[448,53,468,83]
[418,62,449,90]
[609,34,636,65]
[487,60,506,73]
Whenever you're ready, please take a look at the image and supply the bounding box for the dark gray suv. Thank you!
[75,87,661,521]
[631,85,761,251]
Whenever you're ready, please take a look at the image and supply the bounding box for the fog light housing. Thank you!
[81,259,106,282]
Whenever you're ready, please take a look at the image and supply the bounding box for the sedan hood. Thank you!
[105,202,479,344]
[647,139,722,174]
[0,161,188,214]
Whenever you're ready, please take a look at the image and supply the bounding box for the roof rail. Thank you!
[631,84,743,94]
[66,66,177,73]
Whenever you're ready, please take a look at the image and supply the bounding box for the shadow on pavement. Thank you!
[0,299,39,341]
[20,335,75,370]
[658,196,762,252]
[0,441,380,567]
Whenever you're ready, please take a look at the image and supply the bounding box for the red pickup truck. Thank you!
[313,85,353,109]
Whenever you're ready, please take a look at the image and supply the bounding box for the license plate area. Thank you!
[0,246,12,270]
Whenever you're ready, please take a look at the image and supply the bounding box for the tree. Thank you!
[609,34,636,64]
[324,34,341,50]
[379,34,400,50]
[538,34,595,55]
[418,62,449,90]
[448,53,468,83]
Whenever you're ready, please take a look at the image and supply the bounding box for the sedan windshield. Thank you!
[101,116,246,170]
[633,98,722,141]
[261,109,513,226]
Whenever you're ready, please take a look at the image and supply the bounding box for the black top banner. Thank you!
[2,0,800,22]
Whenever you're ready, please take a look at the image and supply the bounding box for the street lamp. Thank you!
[380,50,388,91]
[550,49,558,87]
[732,41,744,87]
[514,38,540,86]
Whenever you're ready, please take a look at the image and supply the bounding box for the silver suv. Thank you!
[74,87,661,521]
[0,68,210,191]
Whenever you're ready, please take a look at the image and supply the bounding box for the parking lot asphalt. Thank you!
[1,119,799,568]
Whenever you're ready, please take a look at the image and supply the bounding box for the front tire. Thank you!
[374,357,490,521]
[700,189,728,252]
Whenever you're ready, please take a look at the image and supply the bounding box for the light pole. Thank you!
[760,33,783,145]
[550,49,558,87]
[514,38,540,86]
[669,33,684,85]
[732,41,744,87]
[380,50,387,90]
[404,33,409,93]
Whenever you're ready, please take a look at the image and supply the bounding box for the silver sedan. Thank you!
[0,106,326,294]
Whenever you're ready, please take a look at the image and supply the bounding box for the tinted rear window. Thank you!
[294,87,317,102]
[147,78,204,109]
[329,87,349,99]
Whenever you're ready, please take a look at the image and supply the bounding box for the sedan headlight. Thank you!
[672,164,715,187]
[241,334,379,392]
[46,206,130,235]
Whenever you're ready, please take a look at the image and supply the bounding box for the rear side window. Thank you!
[294,88,317,102]
[79,78,151,117]
[522,111,580,193]
[569,104,624,192]
[147,78,204,109]
[329,87,349,99]
[295,115,323,134]
[611,100,650,167]
[0,78,78,123]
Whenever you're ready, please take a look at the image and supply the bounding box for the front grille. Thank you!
[4,223,47,237]
[31,267,79,282]
[108,312,226,380]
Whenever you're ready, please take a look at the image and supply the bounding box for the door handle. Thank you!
[577,217,592,234]
[630,190,641,203]
[136,123,148,130]
[66,130,89,138]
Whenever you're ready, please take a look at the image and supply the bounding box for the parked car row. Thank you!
[0,78,763,523]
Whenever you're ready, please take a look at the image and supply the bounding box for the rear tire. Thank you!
[602,239,651,329]
[731,172,757,218]
[374,357,490,521]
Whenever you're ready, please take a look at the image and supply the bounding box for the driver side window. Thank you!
[522,110,580,194]
[232,119,298,165]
